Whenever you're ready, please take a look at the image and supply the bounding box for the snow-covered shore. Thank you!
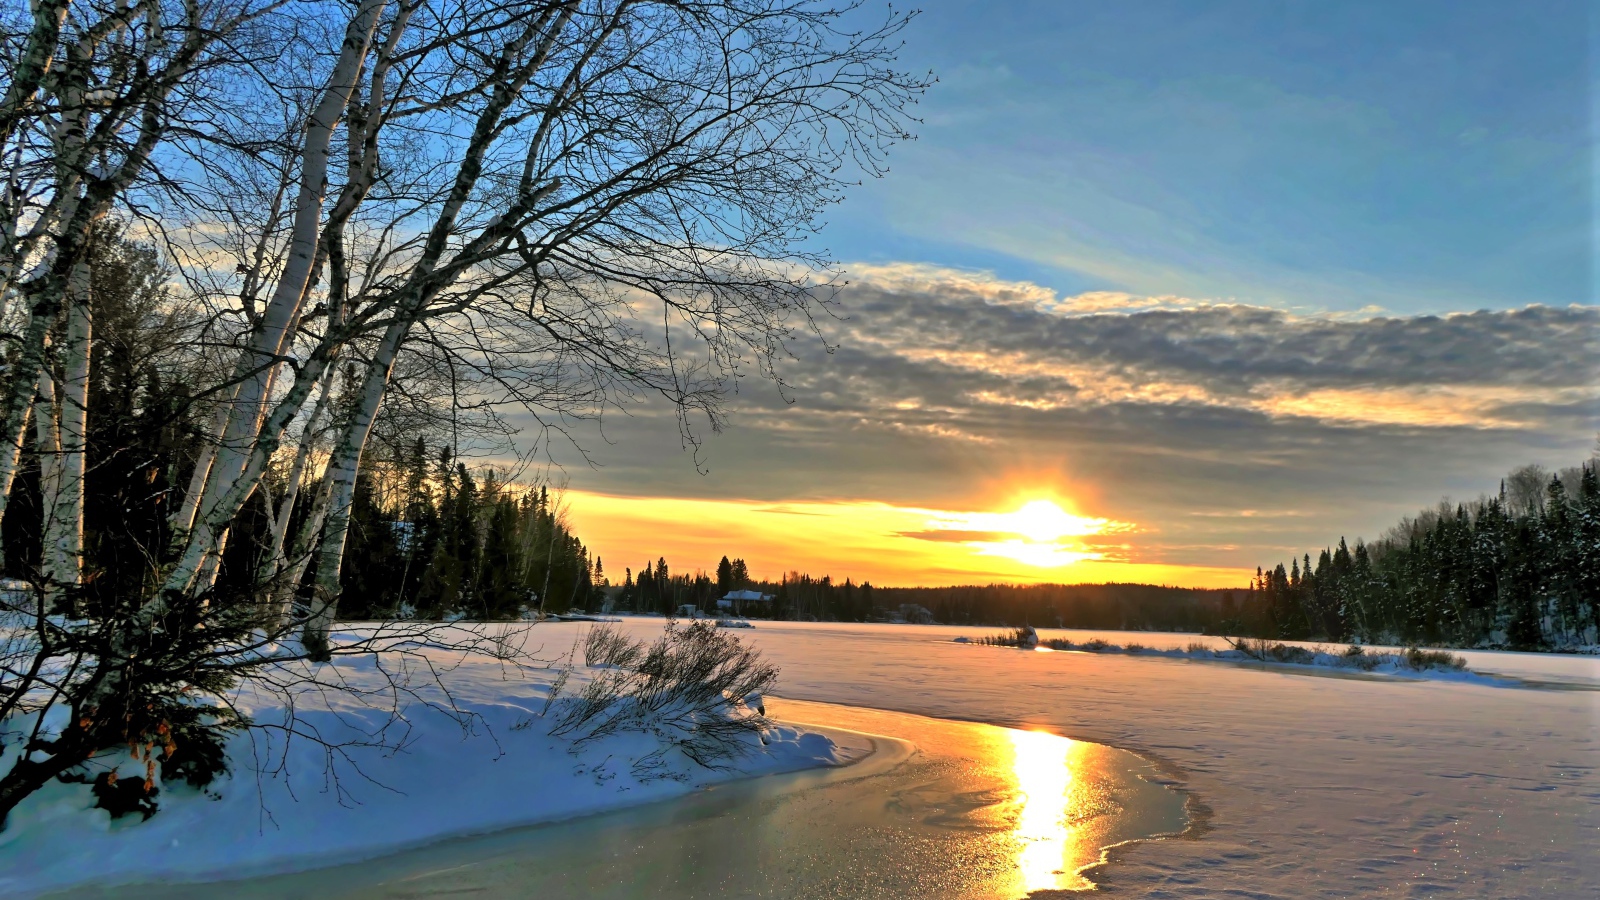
[0,624,858,898]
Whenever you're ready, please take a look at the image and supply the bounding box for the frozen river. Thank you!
[46,619,1598,898]
[119,699,1186,898]
[694,621,1597,898]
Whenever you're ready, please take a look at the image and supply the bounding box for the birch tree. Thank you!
[0,0,923,824]
[0,0,285,592]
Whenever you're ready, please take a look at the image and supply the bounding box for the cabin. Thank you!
[717,589,774,616]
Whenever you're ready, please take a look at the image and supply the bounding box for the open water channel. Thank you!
[96,698,1189,899]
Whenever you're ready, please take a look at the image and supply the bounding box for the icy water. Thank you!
[114,698,1186,899]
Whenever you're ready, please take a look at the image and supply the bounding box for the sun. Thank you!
[915,497,1128,569]
[1007,499,1085,543]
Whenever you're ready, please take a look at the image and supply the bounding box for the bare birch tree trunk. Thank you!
[46,261,91,600]
[32,369,65,605]
[167,0,387,591]
[0,297,58,520]
[255,363,337,619]
[302,322,405,656]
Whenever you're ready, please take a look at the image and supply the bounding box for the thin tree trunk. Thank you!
[256,363,336,616]
[270,472,333,630]
[47,262,91,599]
[301,319,405,656]
[33,368,65,604]
[0,294,58,521]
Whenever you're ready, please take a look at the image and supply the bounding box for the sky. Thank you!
[556,0,1598,589]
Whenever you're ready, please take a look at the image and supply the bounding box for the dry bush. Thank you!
[1230,638,1315,665]
[553,621,778,770]
[1402,647,1466,671]
[1185,642,1211,655]
[1081,637,1109,652]
[1340,644,1384,671]
[977,628,1036,648]
[583,624,643,668]
[1124,642,1146,654]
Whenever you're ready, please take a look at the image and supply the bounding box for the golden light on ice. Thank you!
[1008,728,1083,892]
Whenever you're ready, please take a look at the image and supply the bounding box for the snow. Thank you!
[0,624,859,898]
[601,619,1599,898]
[961,634,1520,685]
[4,619,1594,898]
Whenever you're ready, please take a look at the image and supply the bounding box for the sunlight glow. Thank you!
[971,540,1102,568]
[562,489,1252,588]
[1009,728,1081,892]
[931,498,1112,542]
[925,498,1130,569]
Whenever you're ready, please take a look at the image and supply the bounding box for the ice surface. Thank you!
[604,619,1600,898]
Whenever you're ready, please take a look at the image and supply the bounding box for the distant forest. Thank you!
[607,561,1235,633]
[1241,457,1598,651]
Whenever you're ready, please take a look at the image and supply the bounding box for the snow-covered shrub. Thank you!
[553,621,779,770]
[976,627,1037,648]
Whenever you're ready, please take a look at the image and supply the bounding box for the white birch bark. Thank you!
[168,0,387,588]
[301,322,404,655]
[44,261,91,595]
[32,369,65,604]
[255,362,336,619]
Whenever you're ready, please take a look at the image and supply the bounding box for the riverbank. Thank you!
[90,700,1188,899]
[0,625,856,898]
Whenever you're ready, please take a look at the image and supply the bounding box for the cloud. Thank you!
[542,263,1594,577]
[841,262,1056,309]
[819,264,1599,432]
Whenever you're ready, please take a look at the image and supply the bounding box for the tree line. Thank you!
[615,455,1598,651]
[1241,458,1599,649]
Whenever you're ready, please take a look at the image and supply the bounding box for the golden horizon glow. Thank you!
[932,498,1130,568]
[933,498,1113,543]
[561,489,1251,589]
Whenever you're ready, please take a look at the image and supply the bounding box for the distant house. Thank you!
[717,589,774,615]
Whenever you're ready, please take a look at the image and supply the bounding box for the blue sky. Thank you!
[821,0,1592,314]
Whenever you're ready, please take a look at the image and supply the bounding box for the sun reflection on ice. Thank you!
[1009,728,1086,892]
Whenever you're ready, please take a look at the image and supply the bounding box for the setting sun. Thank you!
[918,498,1132,570]
[936,498,1110,543]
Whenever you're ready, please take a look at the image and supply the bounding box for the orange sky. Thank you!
[562,489,1253,589]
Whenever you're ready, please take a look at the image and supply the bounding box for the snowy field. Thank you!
[599,618,1598,899]
[0,626,855,898]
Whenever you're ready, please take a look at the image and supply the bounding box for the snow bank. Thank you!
[0,623,851,897]
[958,632,1515,684]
